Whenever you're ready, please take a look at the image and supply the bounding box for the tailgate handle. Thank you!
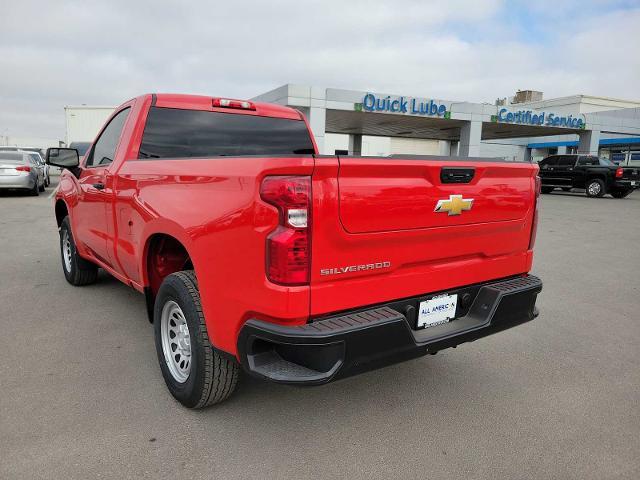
[440,168,475,184]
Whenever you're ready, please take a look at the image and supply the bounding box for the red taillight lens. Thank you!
[260,176,311,285]
[15,166,31,172]
[529,175,541,250]
[212,97,256,110]
[615,167,624,178]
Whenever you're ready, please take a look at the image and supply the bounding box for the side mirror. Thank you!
[46,148,79,169]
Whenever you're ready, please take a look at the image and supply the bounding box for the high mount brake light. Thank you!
[260,176,311,286]
[212,98,256,110]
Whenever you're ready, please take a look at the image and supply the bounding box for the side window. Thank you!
[29,155,39,166]
[540,156,558,168]
[86,107,130,168]
[577,156,599,166]
[557,156,576,167]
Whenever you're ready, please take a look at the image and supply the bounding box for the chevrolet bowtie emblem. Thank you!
[434,195,474,216]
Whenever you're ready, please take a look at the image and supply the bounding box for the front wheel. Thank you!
[586,178,606,198]
[154,271,239,408]
[541,186,554,194]
[59,216,98,285]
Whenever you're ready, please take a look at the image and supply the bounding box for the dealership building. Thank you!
[252,85,640,165]
[59,85,640,165]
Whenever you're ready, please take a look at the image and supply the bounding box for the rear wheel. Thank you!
[586,178,605,198]
[541,186,554,194]
[154,271,239,408]
[38,182,45,192]
[611,189,633,199]
[30,181,39,196]
[59,216,98,285]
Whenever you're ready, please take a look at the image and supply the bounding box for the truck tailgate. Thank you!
[310,156,538,316]
[338,157,531,232]
[622,167,640,181]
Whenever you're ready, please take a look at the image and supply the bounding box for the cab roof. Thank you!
[147,93,303,120]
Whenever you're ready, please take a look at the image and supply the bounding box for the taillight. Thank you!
[529,175,541,249]
[260,176,311,285]
[15,166,31,172]
[615,167,624,179]
[212,97,256,110]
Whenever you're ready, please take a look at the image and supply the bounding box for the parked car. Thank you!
[27,151,49,187]
[48,93,542,408]
[0,151,44,195]
[538,154,639,198]
[0,147,50,186]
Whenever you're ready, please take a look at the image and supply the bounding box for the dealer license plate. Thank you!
[417,294,458,328]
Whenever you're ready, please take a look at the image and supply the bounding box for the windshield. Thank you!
[0,152,26,163]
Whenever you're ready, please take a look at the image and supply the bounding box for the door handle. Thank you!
[92,183,105,190]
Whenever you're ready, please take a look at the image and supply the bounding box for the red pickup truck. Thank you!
[47,93,542,408]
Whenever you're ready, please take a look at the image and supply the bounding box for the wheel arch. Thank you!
[55,199,70,228]
[586,173,607,183]
[141,232,195,322]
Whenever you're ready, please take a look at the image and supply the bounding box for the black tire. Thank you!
[30,181,39,196]
[59,216,98,285]
[561,187,571,192]
[586,178,606,198]
[611,189,633,199]
[38,182,45,192]
[541,186,554,194]
[154,271,239,408]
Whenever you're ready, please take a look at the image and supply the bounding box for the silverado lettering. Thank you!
[320,261,392,276]
[47,93,542,409]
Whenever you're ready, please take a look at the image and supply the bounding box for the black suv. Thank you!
[538,154,639,198]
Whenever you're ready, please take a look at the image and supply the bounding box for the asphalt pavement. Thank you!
[1,178,639,479]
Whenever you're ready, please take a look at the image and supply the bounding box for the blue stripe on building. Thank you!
[527,137,640,149]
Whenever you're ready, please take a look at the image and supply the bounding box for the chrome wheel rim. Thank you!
[62,230,72,273]
[160,300,191,383]
[588,182,601,196]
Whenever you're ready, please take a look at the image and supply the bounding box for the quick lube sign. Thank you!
[494,108,585,129]
[357,93,450,118]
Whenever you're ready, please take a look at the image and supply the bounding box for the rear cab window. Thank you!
[138,107,315,159]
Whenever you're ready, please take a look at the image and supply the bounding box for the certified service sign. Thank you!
[492,108,586,129]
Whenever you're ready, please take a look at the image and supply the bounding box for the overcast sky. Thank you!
[1,0,639,140]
